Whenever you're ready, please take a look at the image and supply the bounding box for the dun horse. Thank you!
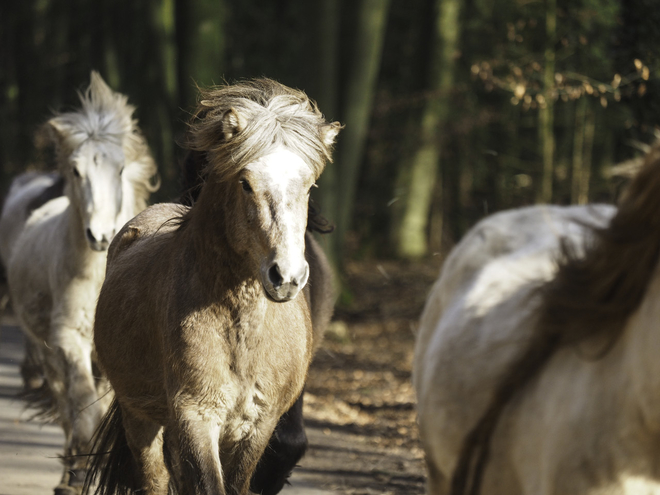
[4,72,158,494]
[85,79,340,495]
[415,144,660,494]
[179,149,336,494]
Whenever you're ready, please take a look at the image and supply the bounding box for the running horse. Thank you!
[415,144,660,494]
[4,71,158,494]
[179,147,336,494]
[85,79,340,494]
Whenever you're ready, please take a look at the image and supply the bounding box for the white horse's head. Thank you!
[48,72,157,252]
[65,138,125,251]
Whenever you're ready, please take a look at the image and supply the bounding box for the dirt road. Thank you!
[0,260,432,494]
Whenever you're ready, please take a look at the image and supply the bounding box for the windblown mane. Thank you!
[451,143,660,495]
[180,78,336,232]
[48,71,159,212]
[188,78,334,182]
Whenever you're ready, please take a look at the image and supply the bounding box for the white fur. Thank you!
[0,172,60,266]
[246,147,313,299]
[411,204,660,495]
[2,72,157,492]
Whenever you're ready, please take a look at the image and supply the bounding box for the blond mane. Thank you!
[188,78,337,183]
[48,71,159,212]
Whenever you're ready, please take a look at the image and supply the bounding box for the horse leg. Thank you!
[250,392,308,495]
[41,355,76,494]
[168,406,225,494]
[21,338,45,391]
[45,329,104,494]
[225,417,281,495]
[425,457,449,495]
[123,410,170,494]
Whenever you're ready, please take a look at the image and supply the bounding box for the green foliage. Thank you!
[1,0,658,267]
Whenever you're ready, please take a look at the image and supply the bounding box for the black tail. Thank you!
[83,399,140,495]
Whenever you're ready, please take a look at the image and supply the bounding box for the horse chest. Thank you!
[222,382,268,443]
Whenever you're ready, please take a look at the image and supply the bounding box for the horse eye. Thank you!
[240,180,253,193]
[119,166,125,176]
[72,167,81,178]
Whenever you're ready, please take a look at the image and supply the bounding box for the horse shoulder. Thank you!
[108,203,188,262]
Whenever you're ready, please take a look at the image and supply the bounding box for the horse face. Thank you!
[236,147,314,302]
[68,140,125,251]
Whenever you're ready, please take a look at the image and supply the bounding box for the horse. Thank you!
[414,143,660,495]
[179,149,336,494]
[5,71,158,495]
[0,172,65,390]
[84,78,341,495]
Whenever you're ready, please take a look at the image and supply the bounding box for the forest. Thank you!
[1,0,659,270]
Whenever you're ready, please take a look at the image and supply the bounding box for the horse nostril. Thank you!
[268,264,284,288]
[85,228,96,244]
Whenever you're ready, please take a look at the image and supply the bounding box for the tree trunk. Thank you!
[314,0,342,270]
[571,97,586,204]
[537,0,556,203]
[334,0,391,261]
[579,102,595,205]
[396,0,463,258]
[175,0,225,111]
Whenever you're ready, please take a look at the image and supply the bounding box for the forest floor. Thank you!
[0,259,442,495]
[296,259,442,494]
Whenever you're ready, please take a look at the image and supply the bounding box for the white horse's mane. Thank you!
[48,71,159,212]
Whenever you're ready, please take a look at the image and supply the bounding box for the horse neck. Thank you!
[620,262,660,432]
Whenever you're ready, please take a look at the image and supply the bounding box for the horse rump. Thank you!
[83,400,141,495]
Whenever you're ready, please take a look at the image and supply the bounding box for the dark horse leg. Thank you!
[249,392,307,495]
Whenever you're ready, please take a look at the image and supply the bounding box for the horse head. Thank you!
[47,71,154,252]
[189,80,341,302]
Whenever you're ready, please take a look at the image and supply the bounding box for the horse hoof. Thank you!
[54,486,81,495]
[68,468,87,487]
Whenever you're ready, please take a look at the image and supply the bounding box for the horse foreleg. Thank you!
[169,407,225,494]
[250,392,308,495]
[123,411,170,494]
[21,338,45,391]
[225,417,281,495]
[45,329,104,494]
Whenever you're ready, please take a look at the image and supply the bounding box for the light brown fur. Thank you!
[87,79,339,495]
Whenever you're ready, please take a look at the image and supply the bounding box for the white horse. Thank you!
[4,71,158,495]
[415,146,660,494]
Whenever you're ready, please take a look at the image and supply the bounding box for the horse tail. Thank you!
[83,399,140,495]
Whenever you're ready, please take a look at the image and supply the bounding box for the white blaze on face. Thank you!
[72,140,125,251]
[246,147,314,301]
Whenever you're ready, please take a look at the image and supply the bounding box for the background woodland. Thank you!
[1,0,659,274]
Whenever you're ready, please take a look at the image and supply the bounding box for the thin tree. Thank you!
[334,0,391,263]
[537,0,556,203]
[396,0,463,258]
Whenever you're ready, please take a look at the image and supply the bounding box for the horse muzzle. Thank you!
[86,228,112,252]
[262,260,309,302]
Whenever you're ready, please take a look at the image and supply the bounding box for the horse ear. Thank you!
[321,121,342,148]
[47,116,73,143]
[222,108,247,141]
